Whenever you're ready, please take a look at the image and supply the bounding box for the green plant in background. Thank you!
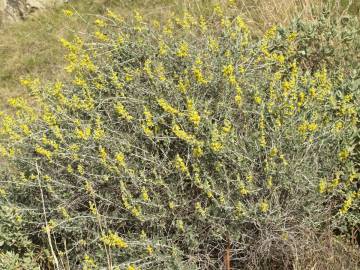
[282,10,360,239]
[0,201,40,269]
[0,2,359,269]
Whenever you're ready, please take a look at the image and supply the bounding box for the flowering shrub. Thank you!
[0,5,359,269]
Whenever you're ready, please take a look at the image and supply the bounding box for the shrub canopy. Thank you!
[0,6,359,270]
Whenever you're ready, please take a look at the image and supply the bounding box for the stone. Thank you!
[0,0,64,25]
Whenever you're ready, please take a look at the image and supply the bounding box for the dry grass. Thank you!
[0,0,107,110]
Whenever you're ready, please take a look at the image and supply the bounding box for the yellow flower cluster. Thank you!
[176,41,189,58]
[222,63,236,85]
[35,145,52,160]
[298,121,318,136]
[174,154,189,175]
[100,231,128,249]
[195,202,206,217]
[115,152,126,167]
[75,126,91,141]
[259,200,269,213]
[186,98,201,126]
[157,98,180,115]
[142,107,155,137]
[115,103,133,122]
[192,57,208,85]
[99,146,107,162]
[339,192,356,215]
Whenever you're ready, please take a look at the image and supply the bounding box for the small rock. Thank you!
[0,0,64,25]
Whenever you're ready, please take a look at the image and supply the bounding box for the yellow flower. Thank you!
[142,125,154,137]
[94,31,108,42]
[195,202,206,216]
[141,187,149,202]
[158,40,168,55]
[172,124,196,144]
[93,128,105,140]
[168,201,176,209]
[155,62,166,81]
[127,265,137,270]
[131,206,141,217]
[0,188,7,197]
[176,219,185,232]
[269,147,278,157]
[83,254,96,270]
[222,119,232,134]
[199,16,207,32]
[75,126,91,140]
[298,121,317,135]
[146,245,153,255]
[213,4,223,17]
[222,64,236,84]
[235,201,245,217]
[99,146,107,162]
[187,98,201,126]
[235,16,249,34]
[142,106,154,126]
[287,32,297,42]
[95,19,107,27]
[176,41,189,58]
[307,122,317,132]
[35,145,52,160]
[210,141,223,152]
[80,54,96,72]
[334,121,343,133]
[174,154,189,174]
[235,85,242,106]
[192,66,208,84]
[63,9,73,17]
[266,176,273,189]
[143,59,153,77]
[115,103,133,122]
[101,231,128,249]
[254,93,262,104]
[89,201,97,215]
[208,37,220,53]
[239,181,249,195]
[259,200,269,213]
[157,98,180,115]
[134,10,143,22]
[115,152,126,167]
[338,148,350,161]
[60,207,70,219]
[192,144,204,158]
[330,177,340,189]
[279,154,288,166]
[339,192,356,215]
[107,9,124,23]
[178,77,189,94]
[223,64,234,77]
[259,134,266,148]
[84,180,94,195]
[221,18,231,28]
[78,164,84,175]
[67,164,73,174]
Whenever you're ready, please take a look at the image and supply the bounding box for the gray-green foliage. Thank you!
[0,7,359,270]
[0,203,39,269]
